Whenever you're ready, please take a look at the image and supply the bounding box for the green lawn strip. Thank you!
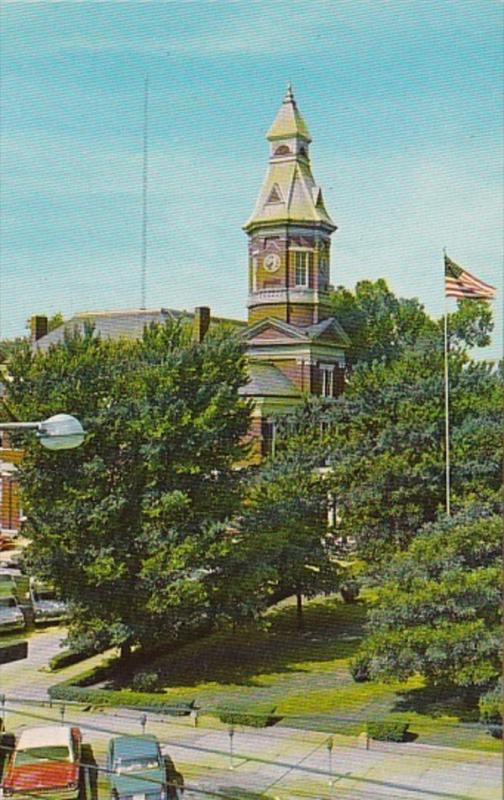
[47,594,499,752]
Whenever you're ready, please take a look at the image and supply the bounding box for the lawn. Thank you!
[109,593,500,752]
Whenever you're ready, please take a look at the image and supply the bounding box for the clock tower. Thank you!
[243,84,336,326]
[240,87,349,457]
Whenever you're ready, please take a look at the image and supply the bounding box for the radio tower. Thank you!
[140,75,149,309]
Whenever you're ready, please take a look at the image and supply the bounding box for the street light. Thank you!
[0,413,85,451]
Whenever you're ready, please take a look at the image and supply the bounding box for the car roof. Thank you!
[111,735,159,758]
[18,725,72,749]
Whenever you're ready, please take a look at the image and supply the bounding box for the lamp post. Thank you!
[0,414,85,451]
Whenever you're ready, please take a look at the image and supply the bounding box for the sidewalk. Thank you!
[2,700,501,799]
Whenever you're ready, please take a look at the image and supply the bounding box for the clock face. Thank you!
[264,253,280,273]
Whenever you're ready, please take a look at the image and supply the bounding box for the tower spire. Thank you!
[284,82,294,103]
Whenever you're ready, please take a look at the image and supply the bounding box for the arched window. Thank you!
[274,145,291,156]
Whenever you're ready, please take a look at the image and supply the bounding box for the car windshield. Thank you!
[0,597,16,608]
[15,746,71,766]
[35,590,57,601]
[116,756,160,773]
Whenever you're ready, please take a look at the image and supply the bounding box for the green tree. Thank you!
[328,279,493,365]
[6,320,251,656]
[354,509,502,691]
[328,279,435,365]
[271,300,501,561]
[243,444,340,628]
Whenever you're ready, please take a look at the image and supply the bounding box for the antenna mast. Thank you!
[141,75,149,309]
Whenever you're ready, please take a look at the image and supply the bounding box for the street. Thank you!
[0,629,501,800]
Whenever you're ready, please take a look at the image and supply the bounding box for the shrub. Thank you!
[217,704,282,728]
[367,720,409,742]
[349,654,371,683]
[340,581,360,603]
[49,648,95,672]
[479,684,502,725]
[479,683,502,738]
[131,671,161,693]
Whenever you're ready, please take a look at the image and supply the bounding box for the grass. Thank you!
[104,593,500,752]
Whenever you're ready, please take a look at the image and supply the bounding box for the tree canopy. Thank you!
[6,320,251,655]
[271,288,501,561]
[354,509,502,690]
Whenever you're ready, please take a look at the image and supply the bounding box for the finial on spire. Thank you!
[283,82,294,104]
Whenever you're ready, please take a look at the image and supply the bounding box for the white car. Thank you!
[0,590,26,632]
[2,724,82,798]
[29,579,68,625]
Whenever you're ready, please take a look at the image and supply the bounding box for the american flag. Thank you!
[445,255,496,300]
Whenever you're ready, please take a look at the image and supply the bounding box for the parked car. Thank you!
[1,724,82,798]
[1,552,26,573]
[0,587,25,633]
[108,734,171,800]
[29,579,68,625]
[0,567,22,580]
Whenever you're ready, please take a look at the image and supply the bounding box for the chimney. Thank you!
[192,306,210,343]
[30,315,48,342]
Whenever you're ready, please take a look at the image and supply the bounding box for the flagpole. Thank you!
[443,248,451,517]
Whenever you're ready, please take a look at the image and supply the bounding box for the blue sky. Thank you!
[1,0,502,359]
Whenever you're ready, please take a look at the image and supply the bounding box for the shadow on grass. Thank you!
[112,596,368,690]
[393,684,480,722]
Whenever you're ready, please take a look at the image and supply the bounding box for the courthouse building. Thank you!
[1,87,349,530]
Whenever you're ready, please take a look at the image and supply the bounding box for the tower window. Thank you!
[321,367,334,398]
[294,251,313,287]
[274,145,291,156]
[266,184,283,204]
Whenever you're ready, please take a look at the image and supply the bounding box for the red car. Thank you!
[2,724,82,798]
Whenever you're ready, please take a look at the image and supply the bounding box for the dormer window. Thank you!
[294,251,313,287]
[265,184,283,204]
[274,145,291,156]
[299,146,308,158]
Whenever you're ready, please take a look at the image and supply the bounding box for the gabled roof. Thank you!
[239,361,301,398]
[242,316,350,348]
[266,84,311,142]
[305,317,351,346]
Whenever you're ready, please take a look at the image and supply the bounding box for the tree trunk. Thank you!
[120,641,132,661]
[296,593,304,630]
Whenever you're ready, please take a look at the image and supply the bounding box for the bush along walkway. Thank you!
[45,594,500,752]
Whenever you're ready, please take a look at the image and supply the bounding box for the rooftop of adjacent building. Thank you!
[33,307,247,351]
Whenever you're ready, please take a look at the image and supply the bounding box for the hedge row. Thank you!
[217,705,282,728]
[48,668,195,716]
[366,721,410,742]
[49,648,97,672]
